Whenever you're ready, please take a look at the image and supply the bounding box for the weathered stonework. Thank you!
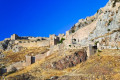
[11,34,20,40]
[87,44,97,58]
[49,34,59,46]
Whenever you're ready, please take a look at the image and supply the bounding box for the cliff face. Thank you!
[66,0,120,48]
[87,0,120,47]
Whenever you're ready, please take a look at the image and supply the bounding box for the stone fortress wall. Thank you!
[10,34,65,48]
[64,20,98,45]
[10,34,50,47]
[17,40,50,47]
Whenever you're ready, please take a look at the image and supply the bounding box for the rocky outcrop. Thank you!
[0,40,9,50]
[85,1,120,48]
[12,45,23,52]
[52,51,87,70]
[69,0,120,48]
[0,40,24,52]
[6,40,15,51]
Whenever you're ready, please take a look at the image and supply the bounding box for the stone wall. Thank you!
[87,44,97,58]
[17,40,50,47]
[64,20,97,45]
[50,34,59,46]
[25,55,31,66]
[35,53,47,62]
[11,34,19,40]
[28,37,49,41]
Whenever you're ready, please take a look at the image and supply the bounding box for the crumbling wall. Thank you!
[64,20,97,46]
[11,34,20,40]
[18,40,50,47]
[50,34,59,46]
[87,44,97,58]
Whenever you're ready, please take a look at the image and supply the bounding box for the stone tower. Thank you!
[49,34,59,46]
[11,34,19,40]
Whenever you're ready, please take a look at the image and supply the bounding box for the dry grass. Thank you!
[2,47,49,66]
[5,49,80,79]
[65,49,120,79]
[5,49,120,80]
[5,57,66,80]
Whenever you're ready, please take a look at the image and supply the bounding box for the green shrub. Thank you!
[117,46,119,50]
[59,38,65,43]
[69,45,71,47]
[94,41,99,46]
[107,29,111,32]
[108,20,112,26]
[19,41,22,43]
[85,22,88,24]
[73,39,76,41]
[97,9,99,13]
[37,39,40,41]
[97,54,100,56]
[72,30,75,33]
[98,49,102,52]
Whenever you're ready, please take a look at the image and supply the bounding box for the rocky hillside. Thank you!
[56,49,120,80]
[5,49,120,80]
[67,0,120,48]
[0,0,120,80]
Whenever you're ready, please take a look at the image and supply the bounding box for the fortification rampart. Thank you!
[65,20,97,45]
[17,40,50,47]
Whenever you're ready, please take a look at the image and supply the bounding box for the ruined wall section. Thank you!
[17,40,50,47]
[64,20,98,46]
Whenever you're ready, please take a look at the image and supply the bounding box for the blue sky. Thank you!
[0,0,108,41]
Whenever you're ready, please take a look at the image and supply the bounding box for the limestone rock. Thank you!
[12,45,23,52]
[51,51,87,70]
[6,44,12,51]
[0,40,9,50]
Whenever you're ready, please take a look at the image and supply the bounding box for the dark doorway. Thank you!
[31,56,35,64]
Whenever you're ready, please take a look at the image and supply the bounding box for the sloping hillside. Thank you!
[1,47,49,67]
[57,49,120,80]
[5,49,120,80]
[5,49,81,80]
